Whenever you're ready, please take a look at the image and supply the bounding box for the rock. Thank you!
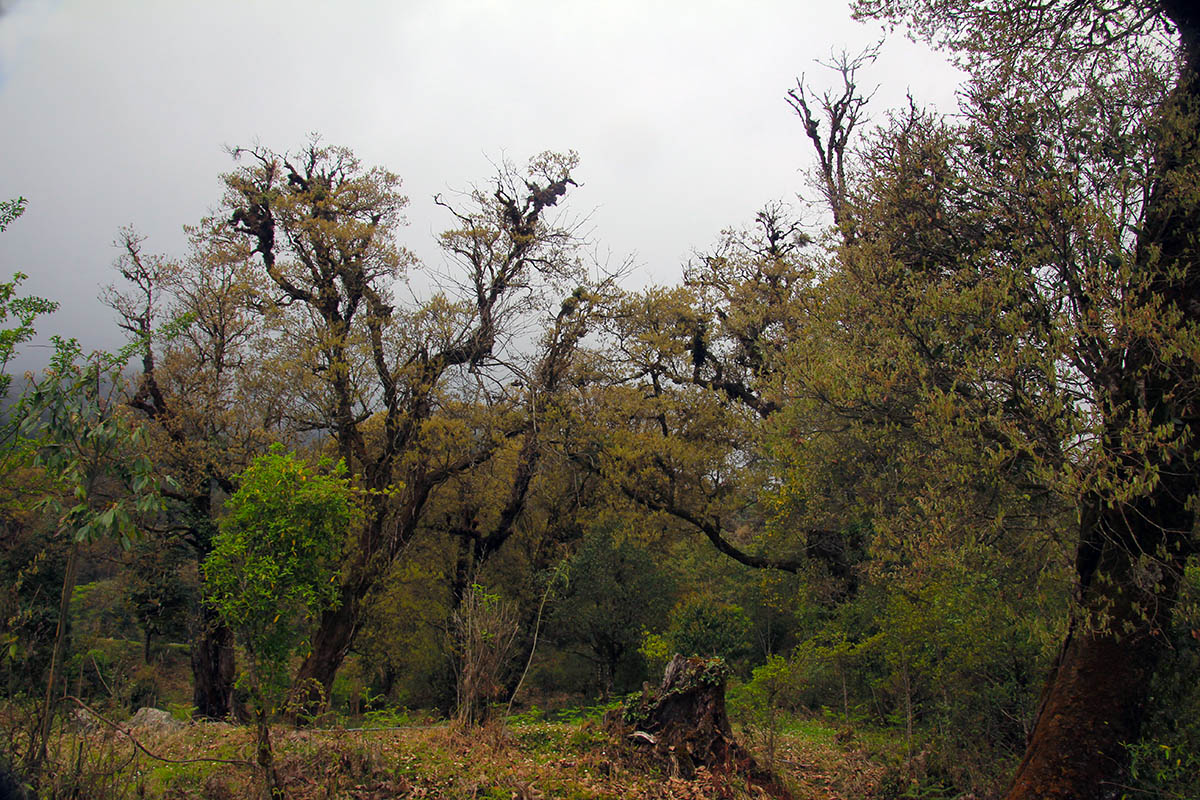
[128,706,185,733]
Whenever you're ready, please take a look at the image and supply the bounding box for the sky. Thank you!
[0,0,964,368]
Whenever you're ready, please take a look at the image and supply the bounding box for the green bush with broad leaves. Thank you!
[203,445,360,797]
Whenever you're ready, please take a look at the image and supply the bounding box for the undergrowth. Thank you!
[0,705,921,800]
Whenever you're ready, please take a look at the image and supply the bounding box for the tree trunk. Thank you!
[254,703,284,800]
[1006,501,1185,799]
[288,592,360,722]
[33,542,80,774]
[191,603,236,720]
[623,655,790,797]
[290,483,443,722]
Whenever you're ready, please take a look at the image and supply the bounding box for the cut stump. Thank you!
[621,654,791,798]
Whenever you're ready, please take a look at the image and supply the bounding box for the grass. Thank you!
[22,710,903,800]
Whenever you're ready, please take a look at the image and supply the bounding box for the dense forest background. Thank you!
[3,1,1200,799]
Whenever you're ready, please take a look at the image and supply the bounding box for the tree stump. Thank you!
[622,654,790,797]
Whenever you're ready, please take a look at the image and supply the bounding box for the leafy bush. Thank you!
[203,445,359,795]
[547,524,673,696]
[668,600,753,667]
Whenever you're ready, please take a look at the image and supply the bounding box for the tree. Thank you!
[203,446,358,800]
[547,522,674,696]
[20,339,163,777]
[218,140,589,715]
[104,227,272,719]
[0,199,67,763]
[435,283,610,607]
[123,535,196,663]
[785,1,1200,794]
[594,204,868,577]
[664,600,753,667]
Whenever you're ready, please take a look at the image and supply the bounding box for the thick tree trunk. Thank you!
[191,603,236,720]
[1006,503,1184,799]
[288,493,401,722]
[288,594,360,722]
[289,486,437,722]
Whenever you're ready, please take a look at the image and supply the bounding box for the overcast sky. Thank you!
[0,0,963,368]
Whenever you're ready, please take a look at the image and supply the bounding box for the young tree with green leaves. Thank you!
[203,446,359,800]
[548,523,674,696]
[21,338,164,778]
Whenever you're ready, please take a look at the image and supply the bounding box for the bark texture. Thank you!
[288,586,362,718]
[1007,502,1186,798]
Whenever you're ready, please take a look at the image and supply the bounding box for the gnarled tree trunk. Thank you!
[288,578,364,722]
[1007,499,1188,799]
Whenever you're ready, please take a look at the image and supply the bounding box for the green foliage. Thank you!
[728,655,798,771]
[167,702,196,722]
[24,338,163,549]
[1124,560,1200,800]
[0,199,58,403]
[0,280,56,405]
[359,703,412,729]
[0,197,25,232]
[728,655,801,720]
[204,445,359,707]
[637,632,671,678]
[7,10,1199,788]
[1125,739,1200,799]
[352,553,450,708]
[0,522,66,693]
[663,599,753,669]
[123,537,197,660]
[548,523,674,695]
[71,580,139,644]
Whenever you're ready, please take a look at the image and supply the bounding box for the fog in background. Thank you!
[0,0,963,373]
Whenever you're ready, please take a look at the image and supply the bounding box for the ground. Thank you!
[39,713,898,800]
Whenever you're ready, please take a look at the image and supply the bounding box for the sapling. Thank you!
[204,446,358,800]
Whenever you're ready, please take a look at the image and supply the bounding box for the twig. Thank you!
[1101,780,1190,800]
[90,654,114,698]
[506,561,567,717]
[66,696,256,768]
[324,725,411,732]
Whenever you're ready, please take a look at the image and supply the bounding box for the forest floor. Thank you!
[41,712,898,800]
